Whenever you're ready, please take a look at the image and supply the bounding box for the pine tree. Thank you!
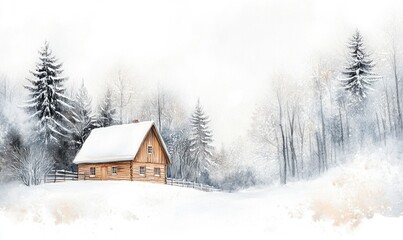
[188,100,214,182]
[98,88,117,127]
[341,30,380,102]
[24,42,73,145]
[72,81,97,149]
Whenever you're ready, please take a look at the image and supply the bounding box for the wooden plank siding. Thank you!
[131,127,168,184]
[134,127,169,164]
[77,125,169,184]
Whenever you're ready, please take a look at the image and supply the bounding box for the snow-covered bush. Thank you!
[0,109,25,182]
[11,146,53,186]
[218,168,257,192]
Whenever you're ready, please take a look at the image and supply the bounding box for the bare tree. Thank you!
[313,64,329,171]
[140,87,186,134]
[386,23,403,132]
[0,74,17,103]
[113,70,136,124]
[11,146,53,186]
[166,125,191,179]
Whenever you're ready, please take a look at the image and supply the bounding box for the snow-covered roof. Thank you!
[73,121,170,164]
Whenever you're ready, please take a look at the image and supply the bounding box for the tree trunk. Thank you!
[339,107,344,153]
[319,90,328,171]
[376,112,382,142]
[277,90,287,184]
[385,86,393,135]
[382,117,387,146]
[280,126,287,184]
[392,48,402,132]
[298,118,305,179]
[275,131,282,184]
[309,133,313,177]
[285,131,290,177]
[287,107,297,178]
[316,132,322,174]
[345,112,350,151]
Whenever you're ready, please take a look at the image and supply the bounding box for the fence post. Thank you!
[54,170,56,183]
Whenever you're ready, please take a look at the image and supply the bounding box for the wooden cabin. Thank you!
[73,121,171,184]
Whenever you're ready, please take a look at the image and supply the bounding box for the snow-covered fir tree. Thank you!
[72,81,97,149]
[24,42,73,145]
[340,30,380,103]
[188,100,214,182]
[97,88,117,128]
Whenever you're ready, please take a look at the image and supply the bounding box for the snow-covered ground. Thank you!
[1,145,403,240]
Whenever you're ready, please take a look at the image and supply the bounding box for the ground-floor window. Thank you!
[112,167,117,174]
[154,167,160,176]
[140,166,145,175]
[90,167,96,176]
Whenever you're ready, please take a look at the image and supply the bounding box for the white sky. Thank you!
[0,0,402,145]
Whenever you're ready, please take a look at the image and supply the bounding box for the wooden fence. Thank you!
[167,178,221,192]
[44,170,221,192]
[44,170,82,183]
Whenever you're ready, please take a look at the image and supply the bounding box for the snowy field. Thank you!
[1,146,403,240]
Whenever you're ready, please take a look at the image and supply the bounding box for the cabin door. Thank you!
[101,166,107,180]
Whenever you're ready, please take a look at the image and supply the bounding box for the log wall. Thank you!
[132,162,166,184]
[78,161,131,181]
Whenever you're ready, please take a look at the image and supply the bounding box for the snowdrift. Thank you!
[1,145,403,240]
[310,149,403,227]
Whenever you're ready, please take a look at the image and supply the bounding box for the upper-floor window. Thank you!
[147,145,153,154]
[90,167,96,176]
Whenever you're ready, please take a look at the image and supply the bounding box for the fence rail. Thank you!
[44,170,221,192]
[167,178,221,192]
[44,170,82,183]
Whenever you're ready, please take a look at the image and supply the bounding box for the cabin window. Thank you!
[147,145,153,154]
[154,167,160,176]
[140,166,146,175]
[112,167,117,175]
[90,167,96,176]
